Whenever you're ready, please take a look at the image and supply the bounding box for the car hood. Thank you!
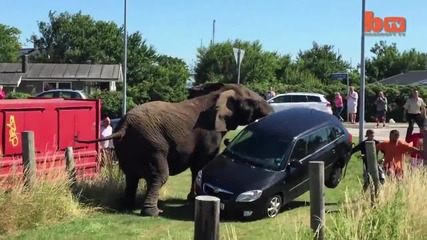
[201,154,284,194]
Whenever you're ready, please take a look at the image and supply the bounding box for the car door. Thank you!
[283,134,311,200]
[298,127,332,194]
[290,95,310,109]
[268,95,292,112]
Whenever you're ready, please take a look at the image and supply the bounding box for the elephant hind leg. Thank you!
[122,175,139,211]
[141,153,169,217]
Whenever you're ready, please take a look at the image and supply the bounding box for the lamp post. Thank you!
[122,0,128,116]
[359,0,366,143]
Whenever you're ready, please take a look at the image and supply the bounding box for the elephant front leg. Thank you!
[141,157,169,217]
[186,168,198,201]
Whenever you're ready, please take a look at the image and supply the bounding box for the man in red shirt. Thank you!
[406,129,425,167]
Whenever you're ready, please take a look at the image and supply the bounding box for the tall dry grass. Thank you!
[324,166,427,240]
[0,157,85,235]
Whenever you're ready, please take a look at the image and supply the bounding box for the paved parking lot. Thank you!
[343,123,415,141]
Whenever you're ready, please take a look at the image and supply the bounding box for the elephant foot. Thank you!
[186,192,196,201]
[140,206,163,217]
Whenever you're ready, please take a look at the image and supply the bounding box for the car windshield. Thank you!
[225,128,292,171]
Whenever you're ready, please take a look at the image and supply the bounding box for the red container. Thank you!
[0,98,101,180]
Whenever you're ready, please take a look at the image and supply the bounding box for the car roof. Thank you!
[274,92,324,97]
[40,89,83,93]
[247,107,340,138]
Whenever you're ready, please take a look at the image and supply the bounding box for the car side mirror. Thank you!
[288,160,302,168]
[267,99,274,103]
[224,138,230,146]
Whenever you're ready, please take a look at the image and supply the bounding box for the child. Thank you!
[406,131,424,167]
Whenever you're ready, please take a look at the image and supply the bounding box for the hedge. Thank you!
[246,82,427,123]
[4,82,426,123]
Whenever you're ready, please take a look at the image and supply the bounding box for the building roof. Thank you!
[246,107,339,138]
[0,63,123,86]
[378,70,427,85]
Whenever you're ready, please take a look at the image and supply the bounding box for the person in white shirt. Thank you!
[100,117,116,165]
[347,86,359,124]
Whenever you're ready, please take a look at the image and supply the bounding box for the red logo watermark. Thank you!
[364,11,406,37]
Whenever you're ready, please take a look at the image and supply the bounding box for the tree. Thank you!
[295,41,351,83]
[0,24,22,62]
[365,41,427,83]
[194,39,282,85]
[30,10,190,108]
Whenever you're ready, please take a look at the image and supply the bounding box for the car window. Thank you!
[226,128,293,171]
[307,96,321,102]
[71,92,82,99]
[59,91,73,98]
[271,95,292,103]
[329,126,345,141]
[307,127,330,153]
[291,95,308,102]
[38,92,55,98]
[289,135,310,161]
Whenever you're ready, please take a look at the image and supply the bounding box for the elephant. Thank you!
[75,83,274,217]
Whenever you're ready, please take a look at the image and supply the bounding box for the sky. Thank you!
[1,0,426,69]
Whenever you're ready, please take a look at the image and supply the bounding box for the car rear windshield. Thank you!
[224,128,292,171]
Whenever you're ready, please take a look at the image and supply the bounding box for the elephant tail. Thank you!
[74,131,124,144]
[74,117,128,144]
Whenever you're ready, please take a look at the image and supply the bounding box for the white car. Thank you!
[266,92,333,115]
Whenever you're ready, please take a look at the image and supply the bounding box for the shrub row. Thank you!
[5,82,425,122]
[246,82,427,122]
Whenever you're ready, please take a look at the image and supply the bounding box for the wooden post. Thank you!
[194,195,220,240]
[365,141,380,204]
[22,131,36,188]
[65,147,76,187]
[423,129,427,165]
[309,161,325,240]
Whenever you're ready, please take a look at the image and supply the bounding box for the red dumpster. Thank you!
[0,98,101,181]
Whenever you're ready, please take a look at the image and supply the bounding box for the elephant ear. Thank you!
[213,89,236,132]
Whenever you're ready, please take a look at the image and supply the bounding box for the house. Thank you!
[378,70,427,86]
[0,55,123,95]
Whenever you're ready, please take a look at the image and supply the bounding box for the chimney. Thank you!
[21,54,28,73]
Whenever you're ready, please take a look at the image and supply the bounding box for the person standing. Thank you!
[264,86,276,100]
[374,91,388,128]
[0,85,6,99]
[403,89,426,141]
[347,86,359,124]
[376,129,423,180]
[406,129,425,168]
[100,117,116,165]
[334,92,344,121]
[350,129,384,190]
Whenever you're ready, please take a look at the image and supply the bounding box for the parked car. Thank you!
[35,89,88,99]
[195,107,352,220]
[267,92,333,115]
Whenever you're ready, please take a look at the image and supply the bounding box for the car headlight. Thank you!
[235,190,263,202]
[195,170,202,186]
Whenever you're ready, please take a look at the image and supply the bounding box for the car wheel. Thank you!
[265,195,282,218]
[325,166,343,189]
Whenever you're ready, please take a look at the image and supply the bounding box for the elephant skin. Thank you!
[75,83,273,217]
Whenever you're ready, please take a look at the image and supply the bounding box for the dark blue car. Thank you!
[195,107,353,220]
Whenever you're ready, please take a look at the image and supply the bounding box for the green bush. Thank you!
[6,92,31,99]
[89,90,136,119]
[247,81,427,122]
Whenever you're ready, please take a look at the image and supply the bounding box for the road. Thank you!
[343,122,415,141]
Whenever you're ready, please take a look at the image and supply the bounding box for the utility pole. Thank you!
[122,0,128,116]
[212,20,216,46]
[359,0,366,143]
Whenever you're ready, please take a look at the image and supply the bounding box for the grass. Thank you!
[1,128,426,240]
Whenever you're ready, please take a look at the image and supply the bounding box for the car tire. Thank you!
[264,194,283,218]
[325,166,343,189]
